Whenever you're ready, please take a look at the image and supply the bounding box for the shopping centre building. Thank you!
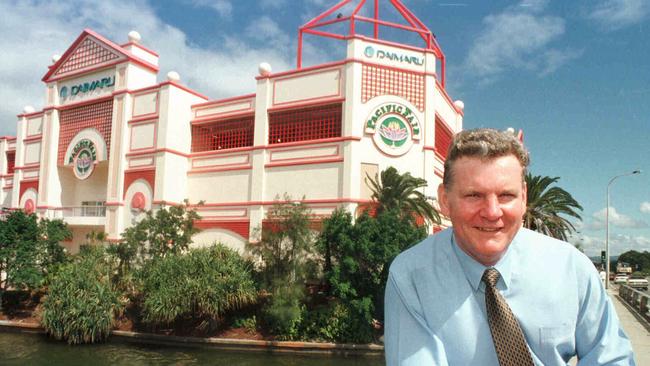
[0,1,463,253]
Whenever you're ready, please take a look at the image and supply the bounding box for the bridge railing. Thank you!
[618,285,650,322]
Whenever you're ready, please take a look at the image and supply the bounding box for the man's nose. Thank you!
[481,195,502,220]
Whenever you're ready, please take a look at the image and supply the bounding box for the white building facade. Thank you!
[0,2,463,253]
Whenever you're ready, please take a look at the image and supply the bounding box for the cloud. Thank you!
[588,0,649,30]
[641,202,650,214]
[572,233,650,257]
[587,207,648,230]
[0,0,293,136]
[188,0,233,18]
[462,0,576,83]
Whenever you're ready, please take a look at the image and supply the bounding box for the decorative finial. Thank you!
[23,106,35,114]
[51,54,61,64]
[128,30,141,43]
[258,62,272,76]
[453,100,464,110]
[167,71,180,81]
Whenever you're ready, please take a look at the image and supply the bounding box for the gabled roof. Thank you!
[42,29,159,82]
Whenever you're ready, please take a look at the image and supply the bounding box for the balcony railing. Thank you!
[62,206,107,217]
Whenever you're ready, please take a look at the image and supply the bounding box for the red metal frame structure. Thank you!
[297,0,446,86]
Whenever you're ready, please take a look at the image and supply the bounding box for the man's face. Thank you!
[438,155,527,266]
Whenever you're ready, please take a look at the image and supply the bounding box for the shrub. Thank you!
[262,281,305,340]
[140,244,257,327]
[0,211,70,307]
[317,209,427,343]
[41,246,120,345]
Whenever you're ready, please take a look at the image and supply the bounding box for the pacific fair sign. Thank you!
[365,102,421,156]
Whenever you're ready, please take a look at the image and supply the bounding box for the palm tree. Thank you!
[524,172,583,241]
[365,166,441,225]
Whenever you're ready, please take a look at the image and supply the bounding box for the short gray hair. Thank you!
[443,128,529,188]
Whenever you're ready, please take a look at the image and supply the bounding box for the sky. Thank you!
[0,0,649,257]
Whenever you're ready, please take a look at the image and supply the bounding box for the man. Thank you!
[384,129,635,365]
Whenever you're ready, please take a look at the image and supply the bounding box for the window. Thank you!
[191,115,254,152]
[6,151,15,175]
[435,117,452,160]
[268,103,342,144]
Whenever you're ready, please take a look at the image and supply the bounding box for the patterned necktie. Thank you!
[482,268,534,366]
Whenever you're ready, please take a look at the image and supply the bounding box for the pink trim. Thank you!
[269,144,340,163]
[120,41,160,57]
[160,81,209,100]
[265,157,343,168]
[105,201,125,206]
[129,121,157,152]
[23,135,43,143]
[188,165,252,175]
[267,97,345,113]
[434,168,444,178]
[190,197,372,208]
[435,112,455,137]
[191,152,250,170]
[436,80,463,115]
[190,146,255,157]
[128,116,158,124]
[14,164,40,171]
[152,200,184,206]
[0,136,16,140]
[193,93,256,108]
[191,111,254,125]
[16,111,44,119]
[42,29,159,82]
[434,150,445,161]
[131,89,160,119]
[257,60,346,80]
[265,136,360,150]
[272,68,343,107]
[125,148,189,158]
[3,186,13,190]
[127,84,162,95]
[54,95,114,111]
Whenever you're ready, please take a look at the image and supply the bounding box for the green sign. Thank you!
[365,102,421,156]
[60,76,115,98]
[69,139,97,180]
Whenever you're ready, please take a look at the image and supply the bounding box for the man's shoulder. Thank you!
[390,228,452,276]
[517,228,593,268]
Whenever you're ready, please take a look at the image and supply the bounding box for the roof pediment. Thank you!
[42,29,158,82]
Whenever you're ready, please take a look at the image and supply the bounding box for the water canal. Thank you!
[0,331,384,365]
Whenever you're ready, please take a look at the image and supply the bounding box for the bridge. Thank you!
[609,285,649,365]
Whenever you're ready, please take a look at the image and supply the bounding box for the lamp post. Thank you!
[605,169,641,289]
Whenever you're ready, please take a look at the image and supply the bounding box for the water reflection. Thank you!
[0,332,384,366]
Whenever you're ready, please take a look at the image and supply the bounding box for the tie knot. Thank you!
[482,268,500,287]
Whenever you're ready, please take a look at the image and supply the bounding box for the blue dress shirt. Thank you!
[385,228,636,365]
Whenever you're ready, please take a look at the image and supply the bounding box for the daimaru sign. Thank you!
[363,45,424,66]
[59,75,115,99]
[365,102,421,156]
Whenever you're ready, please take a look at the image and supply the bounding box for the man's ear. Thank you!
[437,183,450,217]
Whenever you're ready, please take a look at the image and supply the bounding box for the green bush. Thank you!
[299,302,349,342]
[262,281,304,340]
[0,211,70,297]
[317,209,427,343]
[41,246,120,345]
[140,244,257,327]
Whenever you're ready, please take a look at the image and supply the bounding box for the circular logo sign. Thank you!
[70,139,97,180]
[364,46,375,58]
[365,102,421,156]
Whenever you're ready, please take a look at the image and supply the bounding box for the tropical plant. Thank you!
[0,211,70,297]
[523,173,583,241]
[317,209,427,342]
[365,166,440,225]
[117,200,201,266]
[247,195,317,339]
[139,245,257,329]
[41,245,120,345]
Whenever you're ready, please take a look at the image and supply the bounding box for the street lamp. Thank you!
[605,169,641,289]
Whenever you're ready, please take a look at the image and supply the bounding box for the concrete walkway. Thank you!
[610,288,650,365]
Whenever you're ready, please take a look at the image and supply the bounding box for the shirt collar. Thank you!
[451,229,522,292]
